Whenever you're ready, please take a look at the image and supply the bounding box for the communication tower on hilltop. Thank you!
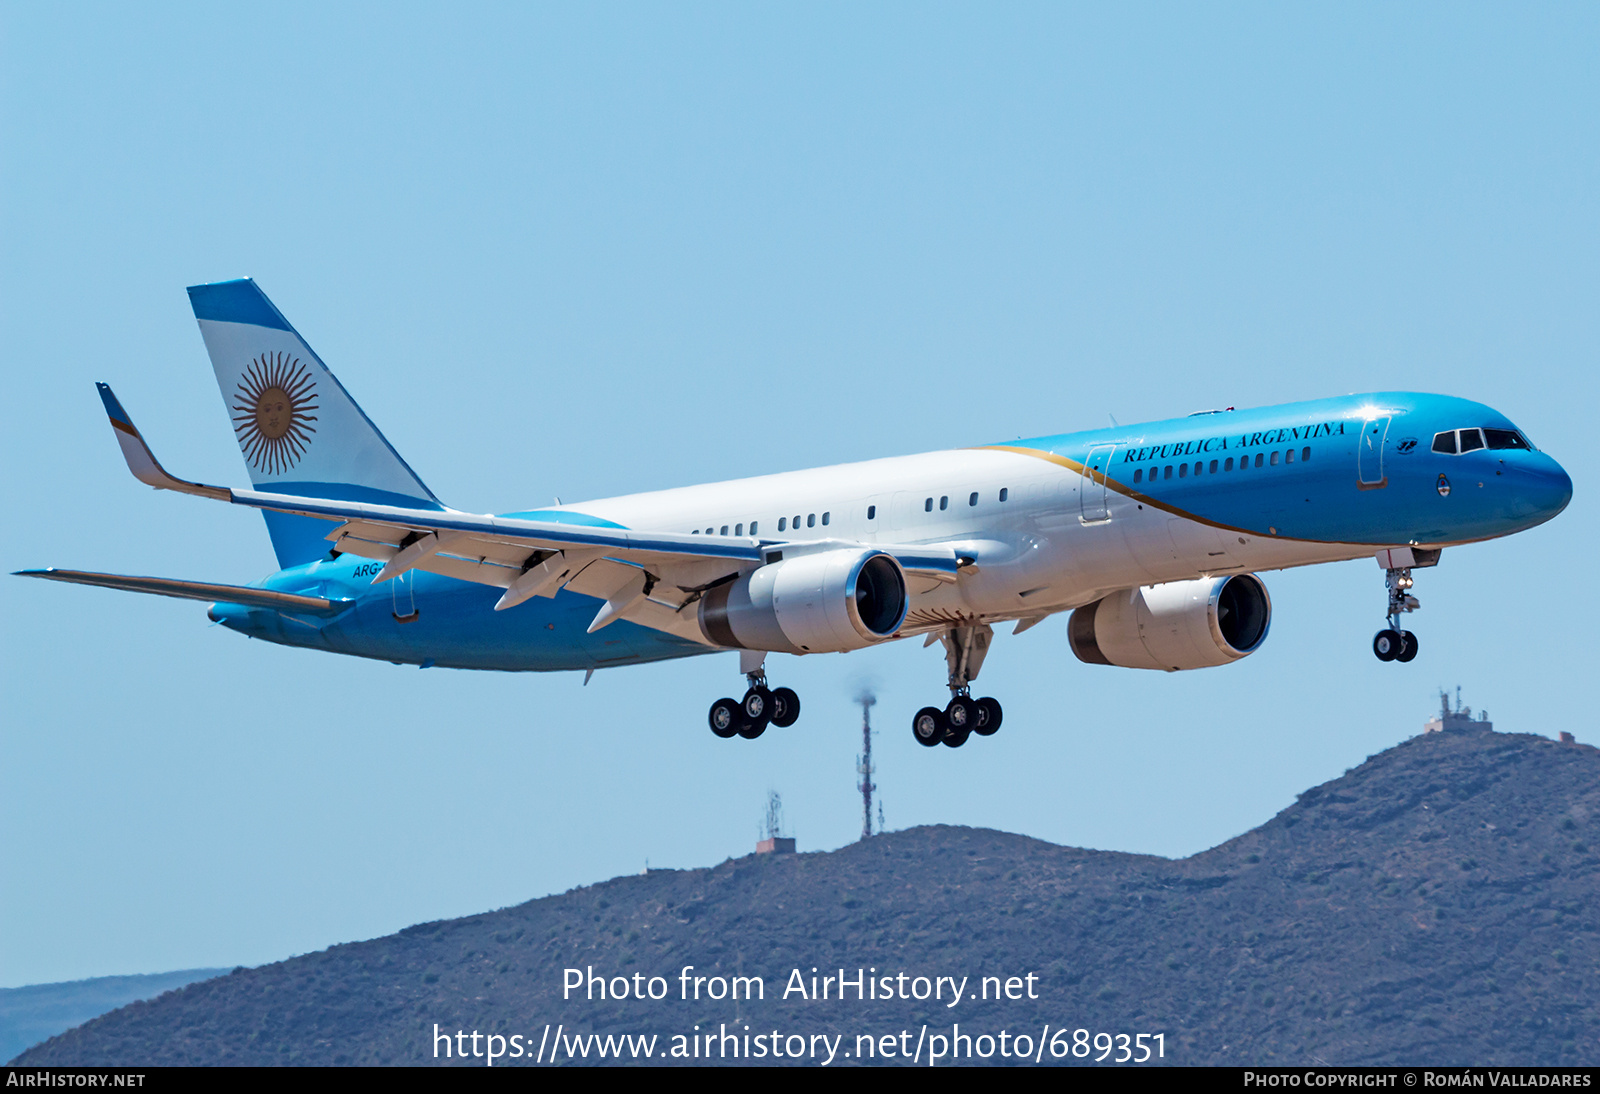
[1424,686,1492,734]
[857,692,877,840]
[756,790,794,854]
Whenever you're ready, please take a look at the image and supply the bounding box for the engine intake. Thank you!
[1068,574,1271,671]
[699,549,908,654]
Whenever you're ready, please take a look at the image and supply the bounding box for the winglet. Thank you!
[96,382,232,501]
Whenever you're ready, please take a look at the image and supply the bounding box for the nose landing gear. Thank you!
[1371,550,1438,663]
[707,652,801,740]
[911,624,1004,748]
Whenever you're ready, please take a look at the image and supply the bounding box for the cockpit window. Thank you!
[1433,427,1533,455]
[1484,428,1531,451]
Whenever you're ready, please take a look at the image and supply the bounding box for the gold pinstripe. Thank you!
[975,443,1272,539]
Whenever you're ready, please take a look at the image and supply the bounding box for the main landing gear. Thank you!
[912,624,1003,749]
[708,652,800,740]
[1372,563,1420,663]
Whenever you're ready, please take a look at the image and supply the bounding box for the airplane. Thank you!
[18,279,1573,748]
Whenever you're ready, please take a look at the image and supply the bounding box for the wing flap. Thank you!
[419,552,521,589]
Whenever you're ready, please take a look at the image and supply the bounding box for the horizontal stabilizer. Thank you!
[14,568,348,615]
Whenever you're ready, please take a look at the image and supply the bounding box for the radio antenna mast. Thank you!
[857,691,877,840]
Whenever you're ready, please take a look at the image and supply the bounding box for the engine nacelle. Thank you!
[1068,574,1271,671]
[699,548,908,654]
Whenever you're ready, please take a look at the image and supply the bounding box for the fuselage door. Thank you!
[1081,444,1117,523]
[1359,417,1390,487]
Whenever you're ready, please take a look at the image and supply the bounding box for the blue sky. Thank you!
[3,3,1596,986]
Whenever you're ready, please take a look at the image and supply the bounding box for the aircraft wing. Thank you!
[93,384,960,636]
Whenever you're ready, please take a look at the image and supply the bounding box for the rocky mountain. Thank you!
[15,725,1597,1066]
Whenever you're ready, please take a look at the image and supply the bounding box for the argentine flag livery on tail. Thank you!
[18,279,1574,749]
[189,279,443,568]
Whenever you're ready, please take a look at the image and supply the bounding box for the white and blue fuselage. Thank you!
[21,278,1570,741]
[209,391,1570,672]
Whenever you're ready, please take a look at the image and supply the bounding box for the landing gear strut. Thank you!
[1373,564,1420,663]
[708,651,801,740]
[912,623,1004,749]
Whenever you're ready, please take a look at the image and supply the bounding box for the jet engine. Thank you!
[1068,574,1271,671]
[698,549,907,654]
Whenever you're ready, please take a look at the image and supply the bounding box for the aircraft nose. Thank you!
[1523,454,1573,522]
[1544,459,1574,516]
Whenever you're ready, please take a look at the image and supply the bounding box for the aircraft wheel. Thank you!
[1396,631,1419,663]
[946,695,977,734]
[737,716,768,740]
[709,698,741,738]
[913,706,946,747]
[973,697,1003,736]
[1372,630,1401,662]
[743,686,774,722]
[770,687,801,728]
[942,723,971,748]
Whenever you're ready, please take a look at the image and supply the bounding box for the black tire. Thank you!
[946,696,977,733]
[738,717,767,740]
[1373,630,1401,662]
[973,697,1003,736]
[1396,631,1418,663]
[770,687,801,728]
[912,706,946,747]
[743,686,774,722]
[709,698,741,738]
[942,723,971,748]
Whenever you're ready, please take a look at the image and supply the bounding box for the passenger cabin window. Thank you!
[821,512,830,526]
[1459,428,1485,453]
[999,488,1009,502]
[1164,465,1173,480]
[749,521,758,535]
[807,514,815,528]
[735,523,743,535]
[867,505,876,519]
[1254,453,1264,468]
[1270,451,1279,466]
[1225,457,1234,471]
[720,525,729,535]
[939,496,949,510]
[1285,449,1295,464]
[1209,459,1218,473]
[924,498,933,512]
[778,517,787,531]
[1134,469,1144,483]
[1179,464,1188,478]
[1194,461,1202,475]
[969,492,978,507]
[1302,446,1311,462]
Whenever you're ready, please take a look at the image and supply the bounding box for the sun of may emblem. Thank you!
[232,352,319,475]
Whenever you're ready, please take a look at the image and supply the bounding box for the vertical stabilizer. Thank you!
[187,279,443,568]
